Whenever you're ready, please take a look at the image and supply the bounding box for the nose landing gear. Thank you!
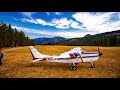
[90,63,95,68]
[72,66,77,70]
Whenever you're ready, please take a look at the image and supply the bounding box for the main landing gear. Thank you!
[71,63,77,70]
[90,63,95,68]
[71,63,95,70]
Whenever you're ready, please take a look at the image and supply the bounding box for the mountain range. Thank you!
[34,36,66,44]
[34,30,120,46]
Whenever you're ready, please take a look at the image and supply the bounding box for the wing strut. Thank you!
[80,54,84,63]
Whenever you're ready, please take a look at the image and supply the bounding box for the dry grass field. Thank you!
[0,45,120,78]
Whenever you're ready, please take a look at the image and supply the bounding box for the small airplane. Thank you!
[29,46,103,70]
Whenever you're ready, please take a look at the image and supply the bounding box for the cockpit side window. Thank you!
[81,50,86,54]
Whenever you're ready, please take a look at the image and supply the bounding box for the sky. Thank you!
[0,12,120,39]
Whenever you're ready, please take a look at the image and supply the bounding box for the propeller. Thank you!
[98,47,103,60]
[98,47,103,56]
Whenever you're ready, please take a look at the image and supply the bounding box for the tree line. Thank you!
[56,32,120,46]
[0,21,35,48]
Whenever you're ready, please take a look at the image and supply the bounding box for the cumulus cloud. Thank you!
[20,12,120,32]
[12,25,95,38]
[12,25,50,35]
[21,18,38,24]
[50,18,85,29]
[69,20,84,30]
[36,19,48,26]
[51,18,71,29]
[21,17,74,29]
[20,12,84,29]
[21,12,36,19]
[72,12,119,33]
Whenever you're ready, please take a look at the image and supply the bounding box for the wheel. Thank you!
[72,66,77,70]
[91,63,95,68]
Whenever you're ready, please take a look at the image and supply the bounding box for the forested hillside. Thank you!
[57,30,120,46]
[0,21,35,48]
[34,30,120,46]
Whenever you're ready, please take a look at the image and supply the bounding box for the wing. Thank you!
[69,47,82,52]
[29,46,51,59]
[55,47,83,58]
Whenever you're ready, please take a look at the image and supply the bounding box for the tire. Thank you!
[91,64,95,68]
[72,66,77,70]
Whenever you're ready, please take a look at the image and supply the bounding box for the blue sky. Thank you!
[0,12,120,39]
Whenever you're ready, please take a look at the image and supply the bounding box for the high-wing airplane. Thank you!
[29,46,103,70]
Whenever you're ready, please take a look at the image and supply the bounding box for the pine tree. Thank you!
[0,21,35,48]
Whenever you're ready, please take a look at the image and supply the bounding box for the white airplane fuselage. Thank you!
[45,54,99,63]
[29,46,102,70]
[32,52,99,63]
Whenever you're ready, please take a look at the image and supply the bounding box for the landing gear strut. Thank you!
[90,63,95,68]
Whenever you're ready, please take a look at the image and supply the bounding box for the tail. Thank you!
[29,46,49,61]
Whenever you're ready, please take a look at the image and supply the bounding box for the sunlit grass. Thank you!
[0,45,120,78]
